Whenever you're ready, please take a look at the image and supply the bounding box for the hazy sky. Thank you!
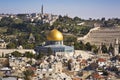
[0,0,120,19]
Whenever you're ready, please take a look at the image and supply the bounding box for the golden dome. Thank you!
[47,29,63,41]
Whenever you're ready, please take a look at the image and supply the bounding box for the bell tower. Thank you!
[114,38,119,56]
[41,5,43,14]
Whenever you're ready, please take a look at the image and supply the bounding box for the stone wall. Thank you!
[0,49,35,56]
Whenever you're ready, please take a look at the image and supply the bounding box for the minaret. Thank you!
[41,5,43,14]
[114,38,119,56]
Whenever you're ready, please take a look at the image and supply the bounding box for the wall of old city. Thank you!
[0,49,35,56]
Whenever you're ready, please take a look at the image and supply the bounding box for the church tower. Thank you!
[41,5,43,14]
[114,38,119,56]
[28,33,35,43]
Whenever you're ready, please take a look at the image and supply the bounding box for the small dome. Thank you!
[47,29,63,41]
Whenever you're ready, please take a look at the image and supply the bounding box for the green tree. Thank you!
[24,52,34,58]
[64,36,77,46]
[73,16,81,21]
[35,51,45,60]
[85,42,92,51]
[6,42,16,49]
[79,41,85,50]
[67,59,72,70]
[92,45,98,54]
[74,41,85,50]
[34,33,46,44]
[6,28,18,35]
[80,27,91,35]
[101,44,108,53]
[11,51,22,57]
[108,44,114,53]
[23,44,35,49]
[0,17,14,27]
[74,42,80,50]
[47,47,53,56]
[17,33,28,45]
[103,70,109,76]
[23,69,34,80]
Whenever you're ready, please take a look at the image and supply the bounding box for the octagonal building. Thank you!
[35,29,74,56]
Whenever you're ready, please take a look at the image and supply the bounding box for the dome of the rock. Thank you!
[47,29,63,41]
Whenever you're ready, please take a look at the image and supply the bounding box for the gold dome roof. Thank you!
[47,29,63,41]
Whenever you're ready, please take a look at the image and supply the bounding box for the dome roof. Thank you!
[47,29,63,41]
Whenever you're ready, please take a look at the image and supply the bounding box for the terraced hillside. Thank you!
[77,27,120,46]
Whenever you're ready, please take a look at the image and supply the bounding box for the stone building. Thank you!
[35,29,74,57]
[0,39,7,48]
[53,62,62,73]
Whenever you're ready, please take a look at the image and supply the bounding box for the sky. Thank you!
[0,0,120,19]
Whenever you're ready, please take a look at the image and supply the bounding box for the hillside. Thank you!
[0,14,120,49]
[78,26,120,46]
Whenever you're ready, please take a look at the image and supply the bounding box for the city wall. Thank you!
[0,49,35,56]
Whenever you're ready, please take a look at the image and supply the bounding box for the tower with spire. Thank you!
[41,5,43,15]
[28,33,35,43]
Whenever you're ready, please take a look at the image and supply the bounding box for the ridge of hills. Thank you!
[0,14,120,49]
